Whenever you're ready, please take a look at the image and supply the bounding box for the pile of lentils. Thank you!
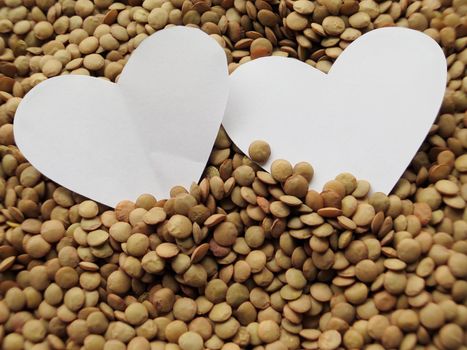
[0,0,466,349]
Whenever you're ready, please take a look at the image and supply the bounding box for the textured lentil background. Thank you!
[0,0,466,349]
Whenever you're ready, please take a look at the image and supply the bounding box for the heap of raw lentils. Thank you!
[0,0,466,348]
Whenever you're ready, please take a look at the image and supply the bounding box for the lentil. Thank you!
[0,2,465,350]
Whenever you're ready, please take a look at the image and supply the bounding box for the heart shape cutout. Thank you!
[223,27,446,194]
[14,27,229,207]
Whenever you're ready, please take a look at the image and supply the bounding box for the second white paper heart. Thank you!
[14,27,229,207]
[223,27,446,194]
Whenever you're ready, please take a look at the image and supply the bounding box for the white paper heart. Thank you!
[223,27,446,194]
[14,27,229,207]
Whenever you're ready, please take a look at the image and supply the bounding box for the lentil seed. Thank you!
[0,2,465,350]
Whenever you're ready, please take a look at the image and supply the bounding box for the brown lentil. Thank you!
[0,2,465,350]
